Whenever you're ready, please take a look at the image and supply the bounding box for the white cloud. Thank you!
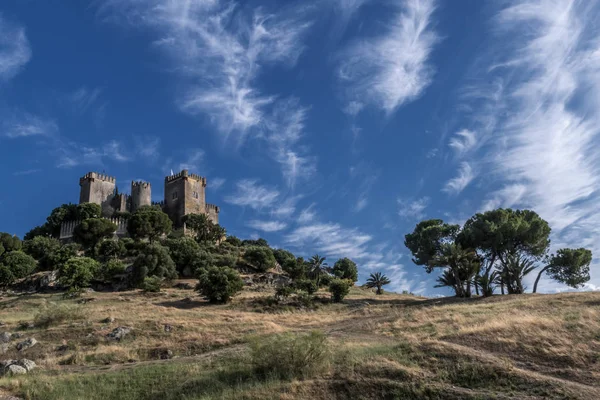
[330,0,371,41]
[178,149,204,171]
[57,139,130,168]
[68,87,103,114]
[210,177,226,191]
[2,113,58,138]
[448,129,476,157]
[298,203,317,224]
[224,179,280,210]
[134,136,160,158]
[397,197,429,219]
[443,162,475,195]
[338,0,438,114]
[247,220,287,232]
[0,14,31,81]
[271,195,302,219]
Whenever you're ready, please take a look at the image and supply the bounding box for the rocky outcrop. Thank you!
[0,359,36,376]
[106,327,131,341]
[16,338,37,351]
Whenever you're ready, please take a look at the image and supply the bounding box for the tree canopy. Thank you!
[332,258,358,283]
[243,246,276,272]
[127,206,172,242]
[73,218,117,250]
[183,213,226,243]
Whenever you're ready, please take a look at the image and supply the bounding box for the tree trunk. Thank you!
[500,281,505,295]
[376,286,382,295]
[466,280,472,298]
[533,265,550,293]
[474,280,480,296]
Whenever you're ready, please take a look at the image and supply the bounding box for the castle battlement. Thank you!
[132,181,151,189]
[165,169,206,185]
[80,172,116,184]
[206,203,220,213]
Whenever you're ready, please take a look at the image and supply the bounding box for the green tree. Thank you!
[0,243,3,258]
[24,225,51,241]
[500,253,536,294]
[196,266,244,303]
[329,278,351,302]
[365,272,391,295]
[0,233,22,253]
[97,259,127,282]
[430,244,480,297]
[332,258,358,283]
[45,204,78,237]
[225,235,242,247]
[282,257,308,280]
[165,237,202,276]
[131,244,177,287]
[1,251,37,279]
[309,254,327,287]
[183,213,226,243]
[59,257,99,288]
[273,249,296,267]
[44,243,81,271]
[76,203,102,220]
[127,206,172,242]
[405,220,460,271]
[23,236,61,260]
[533,248,592,293]
[0,265,15,286]
[73,218,117,250]
[242,238,269,247]
[95,239,126,262]
[243,246,276,272]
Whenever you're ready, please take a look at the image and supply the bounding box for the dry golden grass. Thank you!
[2,284,600,399]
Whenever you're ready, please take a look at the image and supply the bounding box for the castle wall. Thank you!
[79,172,116,217]
[164,170,207,226]
[59,217,128,241]
[131,182,151,213]
[206,204,220,224]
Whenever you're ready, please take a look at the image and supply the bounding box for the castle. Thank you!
[78,169,220,225]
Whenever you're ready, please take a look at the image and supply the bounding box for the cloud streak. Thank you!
[0,14,31,81]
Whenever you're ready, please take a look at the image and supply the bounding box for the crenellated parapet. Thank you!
[131,181,151,189]
[59,217,128,241]
[79,172,116,184]
[165,169,206,186]
[205,204,220,214]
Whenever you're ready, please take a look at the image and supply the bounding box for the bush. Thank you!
[275,286,295,301]
[293,279,318,294]
[243,246,276,272]
[196,266,244,303]
[0,233,22,253]
[273,249,296,267]
[59,257,100,288]
[23,236,61,261]
[0,265,15,286]
[250,331,330,379]
[33,303,85,328]
[332,258,358,283]
[141,276,162,293]
[225,235,242,246]
[2,251,37,279]
[97,259,127,282]
[127,206,172,242]
[282,258,308,280]
[165,237,201,276]
[329,279,351,303]
[95,239,126,262]
[44,243,80,271]
[131,244,177,287]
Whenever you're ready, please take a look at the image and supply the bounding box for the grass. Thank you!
[1,283,600,399]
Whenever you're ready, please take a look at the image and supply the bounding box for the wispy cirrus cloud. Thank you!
[2,113,58,138]
[448,129,476,157]
[443,162,475,195]
[209,177,226,191]
[247,220,288,232]
[337,0,438,115]
[224,179,280,210]
[0,14,31,81]
[397,196,429,219]
[57,139,130,168]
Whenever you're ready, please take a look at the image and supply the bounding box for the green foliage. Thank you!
[44,243,80,271]
[332,258,358,282]
[533,248,593,293]
[293,279,318,294]
[76,203,102,220]
[127,206,172,242]
[242,238,269,247]
[165,237,201,276]
[0,232,22,253]
[45,204,78,237]
[273,249,296,267]
[131,244,177,287]
[328,279,351,302]
[73,218,117,250]
[23,236,61,261]
[141,276,162,293]
[59,257,100,288]
[95,239,126,261]
[1,251,37,279]
[404,220,460,271]
[97,259,127,282]
[33,303,85,328]
[0,265,15,286]
[24,225,51,241]
[431,244,480,297]
[243,246,276,272]
[275,285,295,301]
[0,243,3,258]
[183,213,226,243]
[196,266,244,303]
[225,235,242,246]
[281,257,308,280]
[500,253,537,294]
[365,272,391,295]
[250,331,330,379]
[309,254,327,287]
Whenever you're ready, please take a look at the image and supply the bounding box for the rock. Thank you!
[102,317,115,324]
[77,297,96,304]
[0,332,12,343]
[163,324,172,333]
[0,360,17,370]
[160,349,173,360]
[3,364,26,376]
[10,333,23,339]
[106,327,131,341]
[16,338,37,351]
[38,270,59,289]
[15,359,36,372]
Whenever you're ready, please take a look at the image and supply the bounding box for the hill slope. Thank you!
[1,286,599,399]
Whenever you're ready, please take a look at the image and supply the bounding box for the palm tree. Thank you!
[432,244,479,297]
[501,253,536,294]
[309,254,327,287]
[365,272,391,295]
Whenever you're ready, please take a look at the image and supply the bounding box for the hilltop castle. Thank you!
[78,169,220,225]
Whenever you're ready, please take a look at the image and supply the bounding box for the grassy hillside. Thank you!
[1,285,599,399]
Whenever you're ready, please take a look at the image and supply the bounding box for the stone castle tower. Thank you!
[78,169,219,225]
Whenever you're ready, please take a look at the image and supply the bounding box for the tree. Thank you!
[365,272,391,295]
[282,257,308,280]
[97,259,127,282]
[165,237,202,276]
[404,220,460,271]
[1,251,37,279]
[76,203,102,220]
[73,218,117,250]
[95,239,126,262]
[0,233,22,253]
[309,254,327,287]
[273,249,296,267]
[44,243,81,271]
[0,243,3,259]
[533,248,592,293]
[131,244,177,287]
[500,253,536,294]
[45,204,78,237]
[196,266,244,303]
[329,279,351,302]
[183,213,225,243]
[431,244,479,297]
[332,258,358,283]
[24,225,50,241]
[242,238,269,247]
[0,265,15,286]
[23,236,61,261]
[59,257,99,288]
[243,247,276,272]
[226,236,242,247]
[127,206,172,242]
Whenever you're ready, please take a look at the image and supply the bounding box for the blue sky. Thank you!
[2,0,600,296]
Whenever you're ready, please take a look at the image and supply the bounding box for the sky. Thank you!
[2,0,600,296]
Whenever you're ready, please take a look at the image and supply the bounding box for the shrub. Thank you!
[44,243,80,271]
[165,237,201,275]
[131,244,177,287]
[225,235,242,246]
[0,265,15,286]
[141,276,162,293]
[196,266,244,303]
[329,279,351,303]
[273,249,296,267]
[95,239,126,262]
[282,258,308,280]
[0,233,22,253]
[59,257,100,288]
[2,251,37,279]
[332,258,358,283]
[275,286,295,301]
[23,236,61,261]
[73,218,117,250]
[293,279,318,294]
[243,246,276,272]
[33,303,85,328]
[97,259,127,282]
[250,331,330,379]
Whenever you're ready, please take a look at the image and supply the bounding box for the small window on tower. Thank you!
[172,192,178,200]
[193,191,199,199]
